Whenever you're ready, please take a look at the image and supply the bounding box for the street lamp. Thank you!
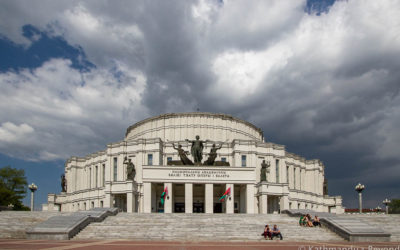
[28,183,38,211]
[383,198,391,214]
[355,183,365,213]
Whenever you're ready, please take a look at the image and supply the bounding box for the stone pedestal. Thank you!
[185,183,193,213]
[205,184,213,214]
[47,194,55,211]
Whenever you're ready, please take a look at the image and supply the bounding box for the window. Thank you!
[95,166,98,187]
[300,169,302,190]
[100,201,103,208]
[148,154,153,166]
[241,155,246,167]
[286,166,289,184]
[167,157,172,162]
[221,157,226,162]
[293,168,296,189]
[89,168,92,189]
[275,159,280,183]
[113,157,118,181]
[91,201,94,208]
[102,164,105,186]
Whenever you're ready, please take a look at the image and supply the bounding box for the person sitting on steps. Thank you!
[313,215,321,227]
[271,224,283,240]
[262,224,272,240]
[305,214,313,227]
[299,214,306,226]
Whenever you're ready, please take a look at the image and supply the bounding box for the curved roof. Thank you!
[125,112,264,138]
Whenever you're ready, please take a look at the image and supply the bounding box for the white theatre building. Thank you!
[45,112,344,214]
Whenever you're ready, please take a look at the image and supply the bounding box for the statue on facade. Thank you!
[260,160,270,182]
[173,144,194,165]
[186,135,207,164]
[204,143,222,165]
[124,157,136,181]
[323,178,328,195]
[61,174,67,192]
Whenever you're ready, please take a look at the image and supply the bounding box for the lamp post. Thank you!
[383,198,391,214]
[355,183,365,213]
[28,183,38,211]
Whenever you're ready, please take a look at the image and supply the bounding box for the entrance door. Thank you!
[214,203,222,213]
[174,203,185,213]
[193,203,204,213]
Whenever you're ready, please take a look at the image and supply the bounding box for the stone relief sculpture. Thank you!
[61,174,67,192]
[260,160,270,182]
[204,143,222,166]
[186,135,208,164]
[124,157,136,181]
[173,144,194,165]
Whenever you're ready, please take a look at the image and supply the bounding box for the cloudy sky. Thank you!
[0,0,399,209]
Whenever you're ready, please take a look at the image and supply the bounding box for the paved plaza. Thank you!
[0,239,400,250]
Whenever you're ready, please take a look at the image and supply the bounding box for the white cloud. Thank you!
[0,58,148,160]
[0,122,34,143]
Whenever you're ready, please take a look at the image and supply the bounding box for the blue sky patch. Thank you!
[306,0,336,15]
[0,25,94,73]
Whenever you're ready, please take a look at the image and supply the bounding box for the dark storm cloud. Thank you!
[0,0,399,208]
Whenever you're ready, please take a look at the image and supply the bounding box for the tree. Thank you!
[0,166,29,210]
[389,199,400,214]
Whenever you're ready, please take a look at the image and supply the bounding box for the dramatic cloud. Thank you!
[0,58,148,160]
[0,0,399,207]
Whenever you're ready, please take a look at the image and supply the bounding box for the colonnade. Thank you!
[143,182,255,214]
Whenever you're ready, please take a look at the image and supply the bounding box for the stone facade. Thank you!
[44,112,343,214]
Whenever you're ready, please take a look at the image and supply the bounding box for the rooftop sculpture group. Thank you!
[170,135,229,166]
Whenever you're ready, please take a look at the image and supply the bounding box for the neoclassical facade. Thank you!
[45,112,343,214]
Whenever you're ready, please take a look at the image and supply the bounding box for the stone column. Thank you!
[258,183,268,214]
[127,192,133,213]
[246,184,255,214]
[226,184,234,214]
[279,195,289,212]
[240,185,246,213]
[185,183,193,214]
[205,183,213,214]
[164,183,173,213]
[143,182,152,213]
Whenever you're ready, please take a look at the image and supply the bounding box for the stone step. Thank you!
[74,213,343,242]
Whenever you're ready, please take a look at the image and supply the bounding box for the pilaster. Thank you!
[205,183,213,214]
[185,183,193,213]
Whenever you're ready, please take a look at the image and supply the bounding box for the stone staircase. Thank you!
[341,214,400,242]
[74,213,343,242]
[0,211,72,239]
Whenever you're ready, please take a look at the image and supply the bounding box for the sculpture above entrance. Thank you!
[169,136,230,166]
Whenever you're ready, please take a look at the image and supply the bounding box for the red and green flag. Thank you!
[219,187,231,202]
[161,186,168,205]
